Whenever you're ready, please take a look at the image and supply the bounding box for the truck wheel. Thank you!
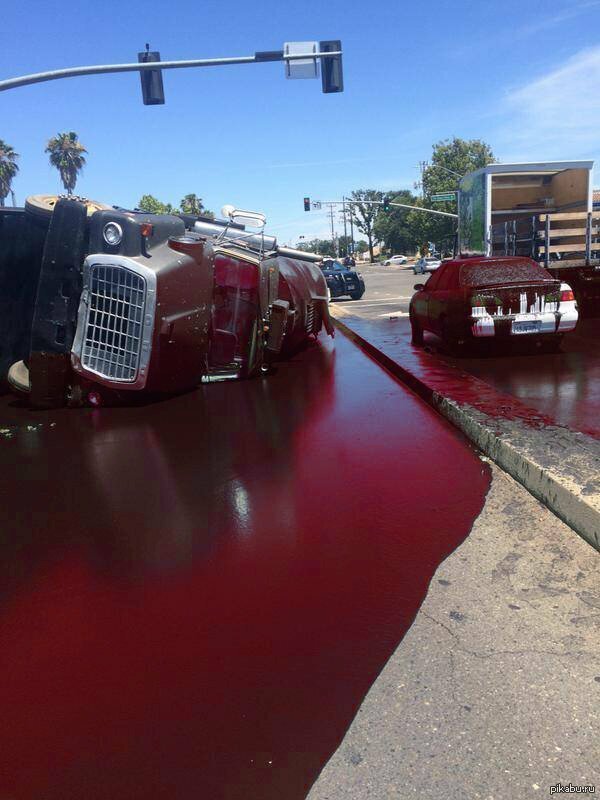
[25,194,110,221]
[350,290,364,300]
[410,313,424,345]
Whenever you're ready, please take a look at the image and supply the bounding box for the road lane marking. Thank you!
[342,296,413,304]
[378,311,410,318]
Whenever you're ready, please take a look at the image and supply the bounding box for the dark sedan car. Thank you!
[409,256,578,350]
[320,258,365,300]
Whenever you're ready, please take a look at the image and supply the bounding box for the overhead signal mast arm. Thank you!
[0,43,344,96]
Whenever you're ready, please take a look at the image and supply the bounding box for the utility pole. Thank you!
[349,204,355,255]
[418,161,428,199]
[342,196,348,255]
[329,204,337,256]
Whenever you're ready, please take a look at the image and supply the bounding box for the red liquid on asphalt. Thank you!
[0,334,489,800]
[344,315,600,439]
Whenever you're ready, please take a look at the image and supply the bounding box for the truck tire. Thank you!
[350,290,364,300]
[25,194,110,221]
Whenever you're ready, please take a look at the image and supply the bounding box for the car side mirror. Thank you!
[414,284,424,291]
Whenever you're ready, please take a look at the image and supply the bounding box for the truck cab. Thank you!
[0,195,332,408]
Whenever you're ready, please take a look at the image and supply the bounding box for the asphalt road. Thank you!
[332,262,419,321]
[0,330,490,800]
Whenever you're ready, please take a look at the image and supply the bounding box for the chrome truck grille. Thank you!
[72,255,157,388]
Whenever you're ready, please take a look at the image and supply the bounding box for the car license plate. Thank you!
[347,283,355,289]
[512,320,541,335]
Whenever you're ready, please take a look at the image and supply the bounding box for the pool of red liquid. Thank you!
[0,332,490,799]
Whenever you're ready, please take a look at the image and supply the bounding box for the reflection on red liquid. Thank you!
[0,334,489,800]
[342,316,600,438]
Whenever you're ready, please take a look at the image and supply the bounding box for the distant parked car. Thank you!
[409,256,578,350]
[384,255,408,266]
[320,258,365,300]
[413,256,441,274]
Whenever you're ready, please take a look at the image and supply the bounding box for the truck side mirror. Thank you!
[414,283,424,291]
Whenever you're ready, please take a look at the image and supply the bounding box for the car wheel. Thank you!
[350,291,364,300]
[541,334,564,353]
[441,319,463,353]
[410,312,424,345]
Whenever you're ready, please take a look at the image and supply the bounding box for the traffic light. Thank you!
[319,40,344,94]
[138,48,165,105]
[383,196,391,212]
[304,197,311,211]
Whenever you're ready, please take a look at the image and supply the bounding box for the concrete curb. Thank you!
[333,316,600,552]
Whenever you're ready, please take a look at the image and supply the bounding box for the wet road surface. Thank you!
[0,332,490,800]
[448,319,600,439]
[336,266,600,438]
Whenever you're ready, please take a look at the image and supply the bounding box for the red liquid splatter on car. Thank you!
[0,333,489,800]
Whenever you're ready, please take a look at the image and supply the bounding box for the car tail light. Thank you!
[560,289,575,302]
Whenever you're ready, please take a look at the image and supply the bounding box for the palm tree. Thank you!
[0,139,19,207]
[45,131,87,195]
[180,193,214,218]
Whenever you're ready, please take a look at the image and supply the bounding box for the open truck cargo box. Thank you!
[458,161,600,311]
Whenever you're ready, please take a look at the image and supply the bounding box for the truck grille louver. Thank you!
[305,301,321,335]
[81,264,146,382]
[305,302,315,333]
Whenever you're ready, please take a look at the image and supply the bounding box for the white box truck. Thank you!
[458,161,600,308]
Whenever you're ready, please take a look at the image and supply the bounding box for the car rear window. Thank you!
[459,259,553,287]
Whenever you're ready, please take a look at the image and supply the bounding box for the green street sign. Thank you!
[431,192,457,202]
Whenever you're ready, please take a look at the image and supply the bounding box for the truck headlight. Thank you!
[103,222,123,247]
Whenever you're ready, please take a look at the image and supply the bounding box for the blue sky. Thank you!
[2,0,600,244]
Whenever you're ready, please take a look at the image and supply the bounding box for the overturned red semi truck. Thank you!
[0,195,333,407]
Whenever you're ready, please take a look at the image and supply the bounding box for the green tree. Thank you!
[423,137,496,198]
[0,139,19,207]
[45,131,87,195]
[179,193,214,219]
[418,137,496,253]
[348,189,383,262]
[138,194,175,214]
[296,237,335,257]
[373,189,419,254]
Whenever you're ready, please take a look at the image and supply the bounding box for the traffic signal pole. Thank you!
[0,48,343,94]
[318,199,458,220]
